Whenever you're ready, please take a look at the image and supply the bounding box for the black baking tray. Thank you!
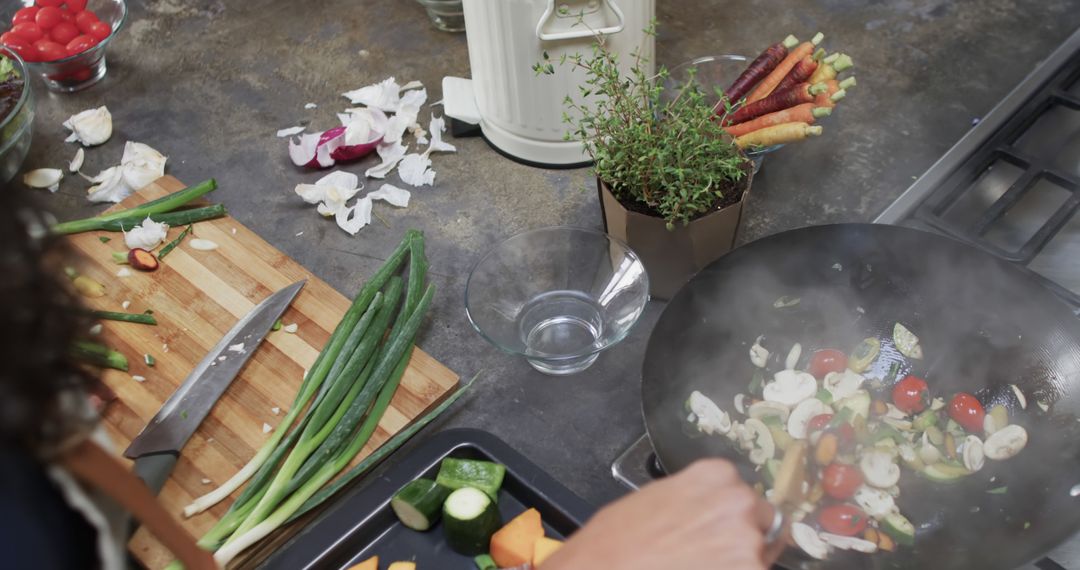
[262,428,596,569]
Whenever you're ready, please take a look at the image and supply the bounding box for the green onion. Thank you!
[215,285,439,564]
[87,205,227,233]
[91,310,158,325]
[144,354,155,367]
[98,236,111,243]
[182,231,418,519]
[158,224,193,260]
[271,318,283,332]
[52,179,217,234]
[111,252,128,264]
[71,341,128,371]
[987,486,1008,495]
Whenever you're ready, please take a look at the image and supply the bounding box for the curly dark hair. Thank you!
[0,183,96,457]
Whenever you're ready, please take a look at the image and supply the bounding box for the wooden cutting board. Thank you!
[66,176,459,568]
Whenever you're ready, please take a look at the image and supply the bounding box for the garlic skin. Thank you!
[121,142,167,192]
[124,217,170,250]
[63,106,113,146]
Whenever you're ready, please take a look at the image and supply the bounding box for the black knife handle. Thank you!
[132,450,179,496]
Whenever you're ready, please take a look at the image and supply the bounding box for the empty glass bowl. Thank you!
[4,0,127,93]
[415,0,464,32]
[663,54,782,173]
[466,227,650,376]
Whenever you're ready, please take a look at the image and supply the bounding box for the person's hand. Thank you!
[542,458,777,570]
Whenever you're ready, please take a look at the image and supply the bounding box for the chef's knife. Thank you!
[123,280,306,494]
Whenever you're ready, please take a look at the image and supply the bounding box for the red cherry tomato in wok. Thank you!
[819,504,869,536]
[808,349,848,379]
[821,463,863,500]
[807,413,833,435]
[892,375,930,414]
[949,392,986,433]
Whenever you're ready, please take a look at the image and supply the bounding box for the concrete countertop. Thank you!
[23,0,1080,513]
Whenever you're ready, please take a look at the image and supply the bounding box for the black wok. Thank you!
[642,224,1080,570]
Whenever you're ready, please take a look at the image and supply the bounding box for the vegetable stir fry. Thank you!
[684,323,1030,560]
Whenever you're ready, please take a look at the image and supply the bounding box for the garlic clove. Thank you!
[69,148,85,173]
[23,168,63,192]
[63,106,113,146]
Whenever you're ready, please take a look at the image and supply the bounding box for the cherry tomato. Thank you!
[892,375,930,414]
[12,6,40,25]
[64,0,88,12]
[0,32,33,60]
[34,6,64,30]
[36,0,65,7]
[34,39,67,62]
[86,20,110,41]
[821,463,863,500]
[49,21,78,44]
[11,22,45,43]
[65,34,95,55]
[59,9,74,23]
[808,349,848,379]
[949,393,986,433]
[74,10,98,33]
[818,504,869,536]
[807,413,833,435]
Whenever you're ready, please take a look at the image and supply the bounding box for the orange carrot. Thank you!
[746,32,824,103]
[735,122,823,149]
[724,103,831,137]
[809,53,853,84]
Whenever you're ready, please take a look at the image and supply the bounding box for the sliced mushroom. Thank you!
[787,398,832,440]
[785,342,802,370]
[749,336,769,368]
[791,522,829,560]
[763,370,818,407]
[854,486,896,519]
[861,449,901,488]
[1010,384,1027,410]
[824,369,866,401]
[725,421,742,442]
[686,391,732,436]
[930,397,946,411]
[984,424,1028,460]
[963,435,985,472]
[820,533,878,553]
[744,418,776,465]
[748,400,791,422]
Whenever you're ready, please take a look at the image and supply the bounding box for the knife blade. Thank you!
[124,280,305,494]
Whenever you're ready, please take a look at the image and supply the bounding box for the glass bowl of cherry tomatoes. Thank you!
[0,0,126,93]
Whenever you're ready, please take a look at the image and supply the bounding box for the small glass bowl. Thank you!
[4,0,127,93]
[465,227,650,376]
[415,0,464,32]
[0,47,33,184]
[663,54,783,174]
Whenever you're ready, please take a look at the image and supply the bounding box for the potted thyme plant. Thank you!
[537,31,753,299]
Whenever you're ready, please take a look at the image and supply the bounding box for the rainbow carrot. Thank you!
[724,103,831,137]
[813,76,855,108]
[746,32,824,103]
[809,53,853,84]
[721,35,800,108]
[773,55,819,94]
[726,82,828,125]
[735,122,823,149]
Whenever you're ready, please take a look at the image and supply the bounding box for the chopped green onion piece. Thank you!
[111,252,129,264]
[98,236,111,243]
[158,224,193,260]
[987,486,1008,495]
[181,410,189,419]
[144,354,155,367]
[91,310,157,325]
[271,318,283,332]
[1024,521,1031,529]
